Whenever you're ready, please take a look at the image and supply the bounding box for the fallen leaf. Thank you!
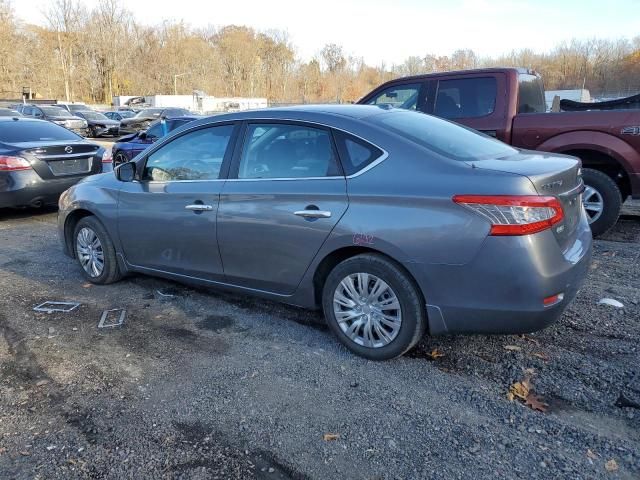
[323,433,340,441]
[35,379,49,387]
[525,393,548,412]
[533,352,549,361]
[605,459,618,472]
[20,451,30,456]
[503,345,521,352]
[506,392,515,401]
[587,449,598,459]
[509,379,532,401]
[523,368,536,376]
[0,447,6,455]
[428,349,445,360]
[82,283,92,288]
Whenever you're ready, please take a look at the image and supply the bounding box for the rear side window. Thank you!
[434,77,496,119]
[334,132,383,175]
[0,121,81,142]
[365,84,422,110]
[370,110,517,162]
[518,74,546,113]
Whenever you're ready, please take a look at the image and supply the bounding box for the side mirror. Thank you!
[115,162,136,182]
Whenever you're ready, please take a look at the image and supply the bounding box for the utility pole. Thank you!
[174,73,188,95]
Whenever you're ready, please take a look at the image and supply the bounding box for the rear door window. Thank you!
[237,123,342,179]
[365,83,423,110]
[434,77,496,119]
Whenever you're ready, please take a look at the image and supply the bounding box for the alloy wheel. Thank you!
[583,184,604,224]
[332,273,402,348]
[76,227,104,278]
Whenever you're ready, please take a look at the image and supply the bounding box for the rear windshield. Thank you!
[370,110,517,161]
[0,121,81,142]
[40,106,73,117]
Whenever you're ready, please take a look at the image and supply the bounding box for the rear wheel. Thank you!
[582,168,622,237]
[322,253,426,360]
[73,216,122,284]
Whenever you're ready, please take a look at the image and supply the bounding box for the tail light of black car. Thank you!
[0,156,32,171]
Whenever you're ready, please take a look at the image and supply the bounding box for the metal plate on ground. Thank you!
[33,301,81,313]
[98,309,126,329]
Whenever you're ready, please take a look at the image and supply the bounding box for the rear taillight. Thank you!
[453,195,564,236]
[101,150,112,163]
[0,155,32,171]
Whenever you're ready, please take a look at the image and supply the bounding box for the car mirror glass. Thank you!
[115,162,136,182]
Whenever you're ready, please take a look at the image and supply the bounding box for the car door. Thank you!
[117,122,238,281]
[428,73,509,141]
[217,121,348,294]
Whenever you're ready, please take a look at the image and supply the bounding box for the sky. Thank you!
[10,0,640,65]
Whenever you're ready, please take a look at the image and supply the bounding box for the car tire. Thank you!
[322,253,426,360]
[582,168,622,237]
[73,216,122,285]
[89,126,98,138]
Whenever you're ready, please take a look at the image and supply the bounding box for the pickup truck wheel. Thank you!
[582,168,622,237]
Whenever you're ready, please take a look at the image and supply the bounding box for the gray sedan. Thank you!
[58,105,592,360]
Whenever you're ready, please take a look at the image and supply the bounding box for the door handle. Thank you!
[294,209,332,218]
[185,204,213,212]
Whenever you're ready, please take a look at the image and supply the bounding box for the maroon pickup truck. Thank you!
[358,68,640,236]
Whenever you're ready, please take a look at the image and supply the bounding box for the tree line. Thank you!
[1,0,639,105]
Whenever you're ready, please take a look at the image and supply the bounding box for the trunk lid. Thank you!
[467,151,583,250]
[16,140,101,180]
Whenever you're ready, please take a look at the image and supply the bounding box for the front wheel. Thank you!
[73,216,122,284]
[582,168,622,237]
[322,254,426,360]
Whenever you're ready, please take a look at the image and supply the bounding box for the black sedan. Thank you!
[0,117,107,209]
[118,107,191,134]
[74,111,120,137]
[16,104,89,136]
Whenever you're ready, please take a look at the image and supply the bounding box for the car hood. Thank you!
[121,116,156,124]
[115,133,139,143]
[88,119,120,126]
[50,116,79,121]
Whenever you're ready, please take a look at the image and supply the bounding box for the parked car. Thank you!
[55,102,94,114]
[0,108,21,116]
[58,105,592,360]
[73,111,120,138]
[16,104,89,136]
[110,116,201,167]
[103,110,135,122]
[118,107,192,134]
[0,117,107,209]
[358,67,640,236]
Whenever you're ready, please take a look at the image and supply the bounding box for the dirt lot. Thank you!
[0,204,639,479]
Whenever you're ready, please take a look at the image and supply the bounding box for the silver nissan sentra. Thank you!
[58,105,592,360]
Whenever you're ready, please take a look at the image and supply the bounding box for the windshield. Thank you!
[136,109,163,118]
[0,121,81,142]
[118,111,135,118]
[369,110,517,161]
[82,111,108,121]
[40,106,72,117]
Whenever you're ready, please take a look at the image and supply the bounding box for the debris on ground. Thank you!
[33,301,81,313]
[598,298,624,308]
[98,308,126,328]
[323,433,340,441]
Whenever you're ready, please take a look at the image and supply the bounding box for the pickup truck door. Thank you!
[423,73,511,143]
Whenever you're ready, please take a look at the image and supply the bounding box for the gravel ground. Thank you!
[0,204,638,479]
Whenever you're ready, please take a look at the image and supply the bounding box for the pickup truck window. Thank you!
[365,84,421,110]
[518,74,546,113]
[371,110,517,162]
[434,77,496,119]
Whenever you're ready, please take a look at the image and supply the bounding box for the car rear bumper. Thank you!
[408,214,593,336]
[0,170,90,209]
